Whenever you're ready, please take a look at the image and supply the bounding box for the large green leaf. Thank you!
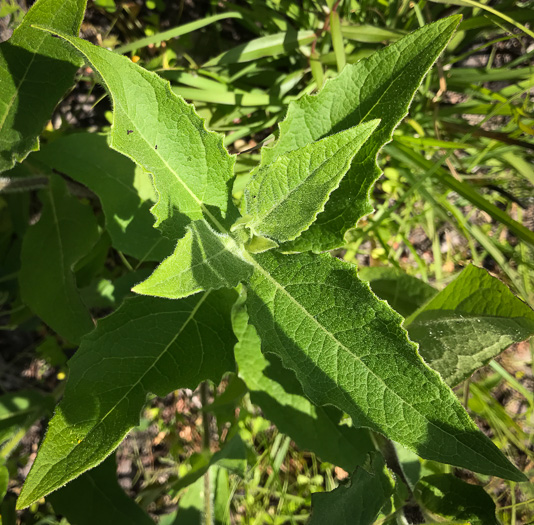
[243,121,379,243]
[133,220,252,299]
[233,295,374,472]
[19,176,99,343]
[0,0,87,172]
[309,454,394,525]
[260,16,461,252]
[36,30,238,239]
[406,265,534,386]
[31,133,174,262]
[48,454,153,525]
[414,474,499,525]
[245,251,524,481]
[17,289,237,509]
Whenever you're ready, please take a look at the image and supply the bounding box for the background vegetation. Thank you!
[0,0,533,523]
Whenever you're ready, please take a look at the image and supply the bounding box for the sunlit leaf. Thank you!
[261,16,462,252]
[17,290,237,509]
[406,265,534,386]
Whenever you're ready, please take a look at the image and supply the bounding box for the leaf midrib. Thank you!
[270,18,457,167]
[49,32,231,236]
[249,140,358,235]
[21,291,210,502]
[243,250,501,470]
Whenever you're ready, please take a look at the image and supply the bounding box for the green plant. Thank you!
[1,0,533,523]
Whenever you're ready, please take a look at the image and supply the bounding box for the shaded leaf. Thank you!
[309,454,394,525]
[359,266,437,317]
[32,133,173,261]
[133,220,252,299]
[406,265,534,386]
[0,390,54,448]
[80,268,153,309]
[19,176,99,343]
[17,289,237,509]
[243,121,379,243]
[0,0,86,172]
[48,454,153,525]
[245,251,524,480]
[414,474,499,525]
[233,294,374,472]
[260,16,461,252]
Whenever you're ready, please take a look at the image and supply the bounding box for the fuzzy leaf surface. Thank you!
[32,133,173,261]
[133,220,252,299]
[38,30,237,239]
[233,297,374,471]
[17,290,237,509]
[245,251,524,481]
[309,454,394,525]
[406,265,534,386]
[0,0,86,172]
[19,176,99,343]
[47,455,153,525]
[259,16,461,252]
[244,121,379,243]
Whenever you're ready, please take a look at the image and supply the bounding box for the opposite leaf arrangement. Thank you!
[2,0,533,522]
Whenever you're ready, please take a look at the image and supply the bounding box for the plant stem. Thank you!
[371,432,425,524]
[200,381,212,525]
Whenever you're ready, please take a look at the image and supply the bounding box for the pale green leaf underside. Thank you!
[19,176,99,344]
[245,251,524,481]
[233,297,373,471]
[38,29,237,239]
[17,290,237,509]
[309,454,394,525]
[133,220,252,299]
[244,120,379,243]
[32,133,174,262]
[406,265,534,386]
[0,0,86,172]
[261,16,461,252]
